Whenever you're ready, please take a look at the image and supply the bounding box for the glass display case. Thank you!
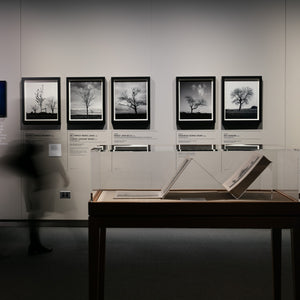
[91,146,300,201]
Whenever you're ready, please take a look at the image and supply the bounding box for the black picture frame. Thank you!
[0,81,7,118]
[111,77,150,129]
[176,77,215,130]
[222,76,262,129]
[67,77,106,130]
[22,77,61,125]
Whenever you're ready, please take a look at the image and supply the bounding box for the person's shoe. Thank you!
[28,244,53,256]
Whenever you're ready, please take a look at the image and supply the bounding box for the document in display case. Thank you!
[223,153,271,199]
[90,147,299,201]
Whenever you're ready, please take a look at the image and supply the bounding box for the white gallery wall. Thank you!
[286,0,300,147]
[0,0,299,219]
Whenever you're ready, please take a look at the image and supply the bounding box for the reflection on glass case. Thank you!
[91,147,299,201]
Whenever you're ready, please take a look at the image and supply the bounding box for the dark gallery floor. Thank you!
[0,226,294,300]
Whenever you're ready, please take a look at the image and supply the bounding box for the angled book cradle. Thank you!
[114,158,193,199]
[191,152,271,199]
[114,153,271,200]
[222,153,272,199]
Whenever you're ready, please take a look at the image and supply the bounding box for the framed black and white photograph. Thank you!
[67,77,105,130]
[176,77,215,129]
[222,76,262,129]
[111,77,150,129]
[0,81,7,118]
[22,77,60,125]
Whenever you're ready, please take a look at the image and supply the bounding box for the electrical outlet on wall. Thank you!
[60,191,71,199]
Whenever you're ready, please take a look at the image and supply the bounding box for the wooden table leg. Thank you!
[99,227,107,300]
[272,228,282,300]
[89,218,107,300]
[89,217,100,300]
[291,223,300,300]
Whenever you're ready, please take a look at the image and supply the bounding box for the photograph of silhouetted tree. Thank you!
[178,80,213,120]
[23,79,59,122]
[113,80,148,120]
[68,80,103,121]
[224,79,260,121]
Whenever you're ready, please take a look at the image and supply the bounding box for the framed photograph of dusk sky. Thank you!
[176,76,215,129]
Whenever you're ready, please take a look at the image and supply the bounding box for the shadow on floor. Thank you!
[0,227,294,300]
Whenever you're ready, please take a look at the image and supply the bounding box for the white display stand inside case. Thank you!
[91,146,300,201]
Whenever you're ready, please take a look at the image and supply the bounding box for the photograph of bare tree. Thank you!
[22,78,60,125]
[222,76,262,129]
[113,80,148,120]
[67,77,105,130]
[0,81,6,117]
[111,77,150,129]
[176,77,215,130]
[67,78,104,120]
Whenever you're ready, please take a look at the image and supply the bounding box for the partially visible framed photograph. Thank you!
[0,81,7,118]
[67,77,105,129]
[111,77,150,129]
[176,77,215,129]
[222,76,262,129]
[22,77,60,125]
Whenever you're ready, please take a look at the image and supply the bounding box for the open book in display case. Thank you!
[91,146,299,202]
